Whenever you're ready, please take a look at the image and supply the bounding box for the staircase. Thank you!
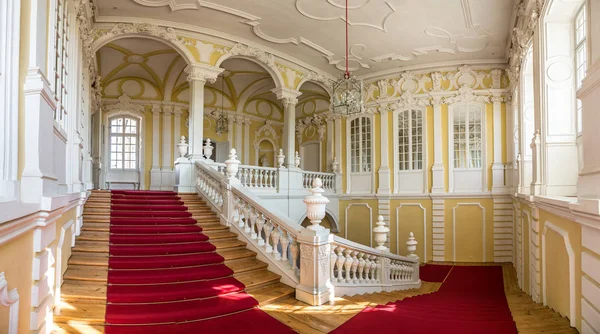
[506,288,579,333]
[53,190,294,333]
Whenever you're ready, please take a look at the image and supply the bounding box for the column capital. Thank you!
[271,87,302,106]
[162,103,174,115]
[173,106,183,116]
[185,64,223,84]
[429,92,447,106]
[151,103,162,115]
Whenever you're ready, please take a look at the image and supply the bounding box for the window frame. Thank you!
[108,116,140,171]
[348,115,373,174]
[394,108,425,172]
[48,0,70,131]
[574,4,586,136]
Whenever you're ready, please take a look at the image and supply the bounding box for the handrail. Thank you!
[193,153,420,303]
[302,171,335,189]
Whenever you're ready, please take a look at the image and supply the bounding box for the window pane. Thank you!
[412,110,423,170]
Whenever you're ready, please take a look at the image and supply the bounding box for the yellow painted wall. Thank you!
[389,199,432,261]
[339,199,378,247]
[17,0,31,180]
[539,210,582,331]
[0,230,34,333]
[0,206,78,334]
[444,198,495,262]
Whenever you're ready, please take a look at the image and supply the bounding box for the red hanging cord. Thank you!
[345,0,349,78]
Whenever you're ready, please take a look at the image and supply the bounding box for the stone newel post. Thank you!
[406,232,418,258]
[224,149,240,183]
[203,138,214,161]
[177,136,188,157]
[277,149,285,168]
[303,178,330,231]
[373,215,390,251]
[296,177,333,306]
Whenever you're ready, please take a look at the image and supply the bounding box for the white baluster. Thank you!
[343,249,353,283]
[351,251,359,283]
[364,257,373,283]
[370,255,378,282]
[255,214,265,246]
[290,238,299,275]
[335,247,345,283]
[357,253,366,283]
[271,226,281,260]
[330,246,338,281]
[280,231,290,264]
[264,221,273,253]
[249,209,257,239]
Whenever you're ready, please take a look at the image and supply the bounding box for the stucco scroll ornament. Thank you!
[431,72,445,92]
[318,244,331,278]
[98,23,180,45]
[443,84,490,104]
[390,91,431,110]
[377,79,390,98]
[226,43,276,67]
[104,94,145,113]
[300,71,335,94]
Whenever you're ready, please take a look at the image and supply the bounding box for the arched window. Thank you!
[452,104,483,169]
[350,117,372,173]
[109,117,139,170]
[397,109,423,171]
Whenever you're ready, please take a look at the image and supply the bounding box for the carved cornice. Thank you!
[185,64,222,83]
[444,85,490,104]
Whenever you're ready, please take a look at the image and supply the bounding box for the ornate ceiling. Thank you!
[95,0,515,76]
[97,38,329,121]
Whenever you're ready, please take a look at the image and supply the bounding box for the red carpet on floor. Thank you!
[103,190,294,334]
[419,264,453,282]
[332,265,517,334]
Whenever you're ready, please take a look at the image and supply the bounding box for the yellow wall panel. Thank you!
[390,199,432,261]
[0,230,34,333]
[444,199,494,262]
[539,210,581,331]
[339,200,378,247]
[426,106,434,192]
[442,105,449,192]
[486,104,493,191]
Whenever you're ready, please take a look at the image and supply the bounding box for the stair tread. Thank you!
[73,240,109,253]
[64,265,108,282]
[69,254,109,266]
[246,282,295,306]
[54,301,106,324]
[225,257,268,274]
[61,281,107,301]
[204,230,237,239]
[77,231,109,242]
[235,269,281,289]
[218,247,257,261]
[211,238,246,249]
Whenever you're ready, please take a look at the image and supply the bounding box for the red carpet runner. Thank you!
[104,190,294,334]
[333,265,517,334]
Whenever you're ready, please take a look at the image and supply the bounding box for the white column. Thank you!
[185,64,222,161]
[243,117,251,164]
[334,116,342,174]
[235,116,243,159]
[430,94,445,193]
[491,93,505,193]
[326,116,334,172]
[272,88,301,168]
[378,109,391,194]
[173,106,182,159]
[161,104,174,190]
[150,103,162,190]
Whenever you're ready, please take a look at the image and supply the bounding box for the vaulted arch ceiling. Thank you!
[95,0,515,76]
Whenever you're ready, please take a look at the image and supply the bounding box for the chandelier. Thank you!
[215,71,228,135]
[331,0,364,116]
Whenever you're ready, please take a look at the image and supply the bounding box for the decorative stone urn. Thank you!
[277,149,285,168]
[302,178,330,231]
[373,215,390,251]
[406,232,418,258]
[331,157,339,173]
[177,136,188,157]
[294,151,301,168]
[224,149,240,179]
[203,138,214,160]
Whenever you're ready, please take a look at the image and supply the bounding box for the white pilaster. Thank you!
[431,198,445,261]
[530,130,542,195]
[491,93,506,193]
[173,106,182,159]
[326,116,334,172]
[334,116,343,174]
[431,94,445,193]
[21,0,56,203]
[243,117,251,164]
[272,88,302,167]
[161,104,174,190]
[150,103,161,190]
[378,109,391,194]
[185,64,222,161]
[235,116,243,159]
